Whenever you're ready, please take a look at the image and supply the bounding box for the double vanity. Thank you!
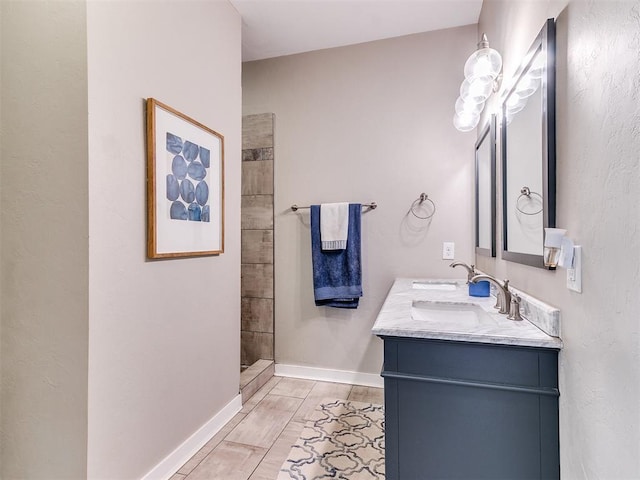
[373,278,562,479]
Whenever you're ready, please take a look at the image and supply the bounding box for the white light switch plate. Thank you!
[567,246,582,293]
[442,242,455,260]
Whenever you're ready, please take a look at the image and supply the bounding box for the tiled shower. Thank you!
[241,113,275,370]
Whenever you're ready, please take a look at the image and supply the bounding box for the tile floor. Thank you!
[170,376,384,480]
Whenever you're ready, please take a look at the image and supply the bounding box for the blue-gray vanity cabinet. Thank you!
[381,336,560,479]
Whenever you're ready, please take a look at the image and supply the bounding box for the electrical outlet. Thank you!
[442,242,455,260]
[566,246,582,293]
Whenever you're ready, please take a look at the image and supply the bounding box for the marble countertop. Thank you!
[372,278,563,349]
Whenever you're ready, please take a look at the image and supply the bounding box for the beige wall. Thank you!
[86,1,241,478]
[1,0,241,478]
[478,0,640,477]
[0,0,3,464]
[1,1,90,478]
[243,26,477,375]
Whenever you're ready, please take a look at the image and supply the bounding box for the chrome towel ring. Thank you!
[410,193,436,219]
[516,186,543,215]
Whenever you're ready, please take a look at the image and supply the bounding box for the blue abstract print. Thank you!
[166,132,210,222]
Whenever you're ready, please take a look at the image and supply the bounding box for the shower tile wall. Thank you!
[241,113,275,366]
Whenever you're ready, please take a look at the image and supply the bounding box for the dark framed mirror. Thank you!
[501,18,556,269]
[475,115,496,257]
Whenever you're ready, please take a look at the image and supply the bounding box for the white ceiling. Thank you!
[231,0,483,62]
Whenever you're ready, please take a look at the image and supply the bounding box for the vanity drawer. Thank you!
[383,336,558,390]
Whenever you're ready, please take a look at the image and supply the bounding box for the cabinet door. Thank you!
[395,378,545,479]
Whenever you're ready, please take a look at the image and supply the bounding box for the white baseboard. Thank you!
[141,394,242,480]
[275,364,384,388]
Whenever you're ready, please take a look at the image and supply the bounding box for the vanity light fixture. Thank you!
[503,53,544,125]
[454,34,503,132]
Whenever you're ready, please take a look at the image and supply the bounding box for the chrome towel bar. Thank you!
[291,202,377,212]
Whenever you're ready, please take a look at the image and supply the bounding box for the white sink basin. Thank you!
[412,281,458,291]
[411,301,495,327]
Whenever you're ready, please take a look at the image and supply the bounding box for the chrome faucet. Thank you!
[470,274,511,315]
[449,261,476,283]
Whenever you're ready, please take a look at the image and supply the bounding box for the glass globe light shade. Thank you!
[460,76,493,103]
[506,94,527,116]
[455,96,485,116]
[453,111,480,132]
[464,35,503,80]
[527,52,546,79]
[504,111,514,126]
[515,74,539,98]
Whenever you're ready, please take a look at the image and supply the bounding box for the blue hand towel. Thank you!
[310,203,362,309]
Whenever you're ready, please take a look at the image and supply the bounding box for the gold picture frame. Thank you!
[146,98,224,258]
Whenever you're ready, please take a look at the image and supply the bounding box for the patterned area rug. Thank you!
[278,399,385,480]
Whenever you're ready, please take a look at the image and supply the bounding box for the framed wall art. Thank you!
[146,98,224,258]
